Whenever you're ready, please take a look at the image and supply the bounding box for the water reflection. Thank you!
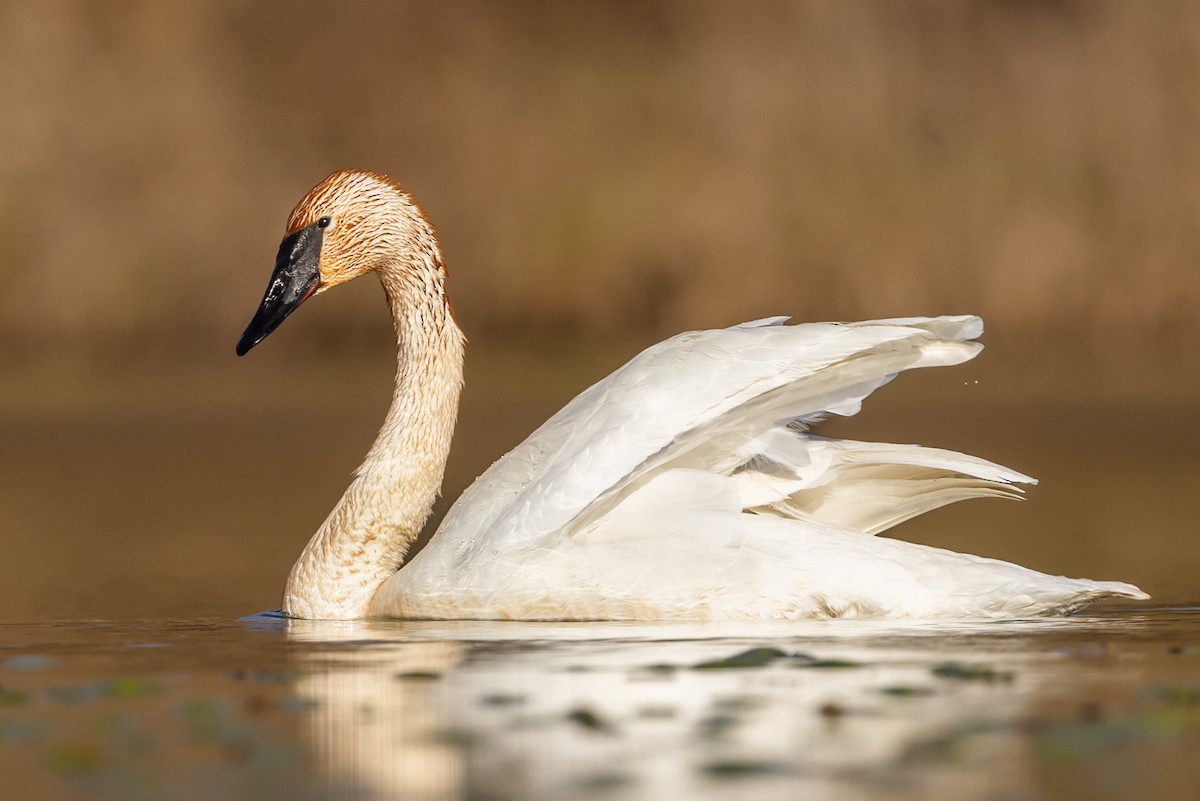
[284,624,466,800]
[281,615,1168,801]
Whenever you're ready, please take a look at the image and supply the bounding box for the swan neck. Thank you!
[283,253,464,619]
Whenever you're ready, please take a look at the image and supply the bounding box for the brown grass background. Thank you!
[1,1,1198,360]
[1,1,1198,620]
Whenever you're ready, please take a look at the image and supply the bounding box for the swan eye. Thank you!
[317,216,332,229]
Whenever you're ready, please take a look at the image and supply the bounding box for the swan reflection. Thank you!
[280,617,1137,800]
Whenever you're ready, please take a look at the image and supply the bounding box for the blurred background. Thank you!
[0,1,1196,621]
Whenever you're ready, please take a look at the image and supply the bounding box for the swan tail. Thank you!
[1040,579,1150,608]
[730,513,1150,619]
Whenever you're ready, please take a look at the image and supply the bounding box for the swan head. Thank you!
[237,170,440,355]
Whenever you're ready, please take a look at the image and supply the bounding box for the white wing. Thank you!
[379,315,1145,619]
[395,319,986,564]
[434,317,983,547]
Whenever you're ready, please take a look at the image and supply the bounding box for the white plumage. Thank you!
[238,170,1147,621]
[379,315,1144,620]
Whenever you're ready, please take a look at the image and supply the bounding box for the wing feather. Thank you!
[425,315,989,561]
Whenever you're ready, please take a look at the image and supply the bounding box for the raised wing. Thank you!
[423,315,1007,563]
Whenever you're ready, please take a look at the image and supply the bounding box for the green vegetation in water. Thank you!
[565,707,615,734]
[931,662,1014,682]
[900,719,1006,765]
[0,685,30,706]
[479,692,527,707]
[793,656,864,669]
[575,770,634,791]
[879,685,935,698]
[102,677,163,699]
[1145,685,1200,706]
[1036,710,1195,762]
[699,759,791,778]
[693,647,788,670]
[38,679,164,704]
[633,663,677,676]
[433,727,486,749]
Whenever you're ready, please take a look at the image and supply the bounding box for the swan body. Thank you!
[237,170,1147,621]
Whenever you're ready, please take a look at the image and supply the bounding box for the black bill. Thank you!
[236,222,324,356]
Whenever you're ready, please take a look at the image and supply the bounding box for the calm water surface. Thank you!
[2,347,1197,799]
[2,608,1199,801]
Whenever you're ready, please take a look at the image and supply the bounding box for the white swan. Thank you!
[236,170,1147,621]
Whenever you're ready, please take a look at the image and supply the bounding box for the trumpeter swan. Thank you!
[236,170,1146,621]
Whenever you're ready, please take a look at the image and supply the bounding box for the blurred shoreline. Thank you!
[2,1,1199,361]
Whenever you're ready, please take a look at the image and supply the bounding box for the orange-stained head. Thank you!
[285,170,443,290]
[237,170,443,356]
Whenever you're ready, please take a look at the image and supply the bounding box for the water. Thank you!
[2,609,1199,800]
[2,345,1197,798]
